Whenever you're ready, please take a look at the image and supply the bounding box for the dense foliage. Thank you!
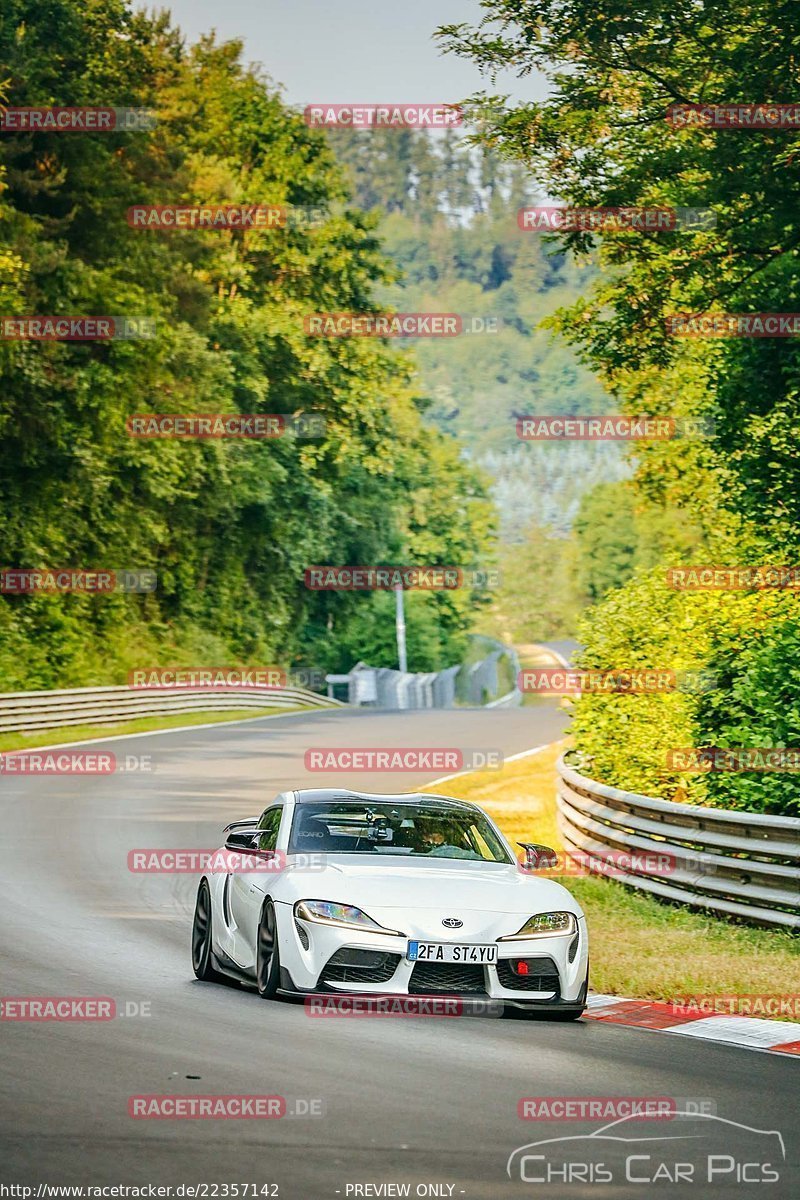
[0,0,494,688]
[441,0,800,813]
[330,127,635,637]
[570,571,800,815]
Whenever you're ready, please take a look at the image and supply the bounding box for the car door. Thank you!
[228,805,283,968]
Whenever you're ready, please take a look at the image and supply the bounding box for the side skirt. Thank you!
[211,948,256,987]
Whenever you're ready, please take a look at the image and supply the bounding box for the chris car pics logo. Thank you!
[507,1112,784,1186]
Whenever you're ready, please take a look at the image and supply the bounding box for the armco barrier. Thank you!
[331,641,523,710]
[556,755,800,929]
[0,684,343,735]
[331,648,522,710]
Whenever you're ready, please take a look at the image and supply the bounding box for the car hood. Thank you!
[280,854,583,918]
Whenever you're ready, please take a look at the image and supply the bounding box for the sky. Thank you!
[158,0,547,110]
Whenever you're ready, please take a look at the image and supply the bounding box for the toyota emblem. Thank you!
[442,917,463,929]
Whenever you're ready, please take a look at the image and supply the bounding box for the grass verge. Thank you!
[428,740,800,1008]
[0,706,306,753]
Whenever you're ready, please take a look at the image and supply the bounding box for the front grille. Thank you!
[321,947,401,984]
[408,962,486,994]
[496,956,560,994]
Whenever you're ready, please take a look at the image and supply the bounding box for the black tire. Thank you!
[256,899,281,999]
[192,879,224,982]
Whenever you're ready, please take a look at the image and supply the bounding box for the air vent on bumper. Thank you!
[321,947,401,985]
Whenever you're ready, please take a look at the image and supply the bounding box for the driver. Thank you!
[418,823,476,858]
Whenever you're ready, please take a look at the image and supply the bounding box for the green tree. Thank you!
[438,0,800,813]
[573,483,638,604]
[438,0,800,552]
[573,480,704,604]
[494,520,580,642]
[0,0,493,688]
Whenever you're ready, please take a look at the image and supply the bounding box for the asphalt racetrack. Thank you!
[1,705,797,1198]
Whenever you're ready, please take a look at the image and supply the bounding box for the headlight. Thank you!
[294,900,403,936]
[498,911,577,940]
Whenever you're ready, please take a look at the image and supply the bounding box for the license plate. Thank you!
[406,941,497,964]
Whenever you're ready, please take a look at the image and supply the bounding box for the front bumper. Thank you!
[277,902,588,1006]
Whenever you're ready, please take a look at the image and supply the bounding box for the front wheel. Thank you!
[192,879,224,982]
[256,899,281,999]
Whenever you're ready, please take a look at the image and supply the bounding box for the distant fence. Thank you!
[0,684,342,735]
[557,755,800,929]
[328,640,522,710]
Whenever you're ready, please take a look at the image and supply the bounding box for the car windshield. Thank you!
[288,800,512,863]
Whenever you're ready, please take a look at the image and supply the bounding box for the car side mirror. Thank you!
[224,817,260,834]
[225,829,259,851]
[518,842,559,870]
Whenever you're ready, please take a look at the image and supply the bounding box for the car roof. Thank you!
[291,788,480,812]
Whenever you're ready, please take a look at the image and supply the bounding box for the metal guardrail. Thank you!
[328,640,522,710]
[556,755,800,929]
[0,684,343,735]
[1,637,522,734]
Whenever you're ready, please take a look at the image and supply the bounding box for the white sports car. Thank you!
[191,789,589,1017]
